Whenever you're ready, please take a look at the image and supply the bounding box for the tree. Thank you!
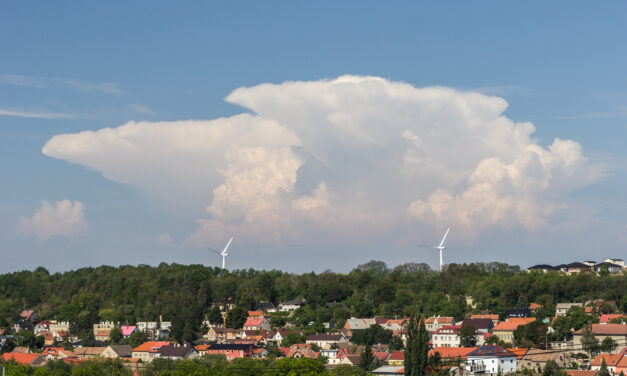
[359,345,374,371]
[581,324,599,356]
[109,327,123,344]
[404,316,428,376]
[330,365,366,375]
[485,335,501,345]
[542,360,565,376]
[225,306,247,329]
[281,332,306,347]
[600,337,617,353]
[598,358,610,376]
[207,305,223,326]
[351,324,392,346]
[458,325,478,347]
[389,335,404,351]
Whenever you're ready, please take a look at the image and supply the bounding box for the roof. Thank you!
[426,316,454,324]
[529,303,543,310]
[243,317,265,327]
[344,354,361,365]
[372,365,404,374]
[591,353,623,366]
[373,351,389,362]
[108,345,132,357]
[194,345,212,352]
[429,347,478,360]
[282,299,304,306]
[522,348,564,362]
[248,311,265,317]
[574,324,627,336]
[19,310,35,319]
[506,348,529,360]
[389,350,404,360]
[345,318,376,330]
[74,347,105,356]
[528,264,556,270]
[467,345,518,358]
[306,334,344,341]
[600,314,624,323]
[1,353,42,365]
[157,344,195,358]
[493,318,535,331]
[121,326,137,336]
[434,325,461,334]
[258,302,275,310]
[206,343,253,350]
[566,372,598,376]
[556,302,584,309]
[462,318,493,330]
[470,314,499,321]
[132,341,171,353]
[95,330,110,337]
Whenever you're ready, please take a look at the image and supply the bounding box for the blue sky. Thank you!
[1,2,626,273]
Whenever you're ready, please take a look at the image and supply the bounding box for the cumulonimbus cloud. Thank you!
[17,200,88,240]
[42,75,605,246]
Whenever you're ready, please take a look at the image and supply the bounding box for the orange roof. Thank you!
[493,318,535,331]
[429,347,478,360]
[248,311,264,317]
[591,353,622,367]
[600,314,624,323]
[506,348,529,360]
[471,314,499,320]
[194,345,211,351]
[426,316,454,324]
[566,371,598,376]
[243,317,265,327]
[95,330,110,337]
[132,341,170,353]
[574,324,627,336]
[585,307,593,313]
[1,353,40,365]
[389,350,405,360]
[529,303,543,310]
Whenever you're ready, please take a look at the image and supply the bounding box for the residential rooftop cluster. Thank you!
[528,259,626,275]
[2,296,626,375]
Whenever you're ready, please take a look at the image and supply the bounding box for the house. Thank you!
[556,303,584,316]
[49,321,70,335]
[593,301,619,314]
[204,343,254,361]
[471,314,500,326]
[591,351,624,375]
[101,345,132,358]
[372,365,405,375]
[305,333,348,348]
[573,324,627,350]
[429,347,478,365]
[343,318,377,338]
[12,346,31,354]
[94,330,111,342]
[74,347,106,359]
[206,326,236,341]
[121,325,137,337]
[258,302,276,312]
[243,316,271,332]
[286,343,318,359]
[492,318,536,343]
[529,303,543,313]
[13,320,32,333]
[320,348,341,364]
[340,354,362,366]
[252,347,267,358]
[462,318,494,333]
[156,344,198,360]
[19,310,38,323]
[527,264,557,273]
[39,331,55,346]
[431,325,487,348]
[518,348,567,372]
[505,309,531,319]
[466,345,518,375]
[558,262,593,275]
[41,347,76,360]
[594,262,623,275]
[600,314,625,324]
[34,321,51,335]
[1,353,46,367]
[425,316,455,333]
[279,299,305,312]
[388,350,404,366]
[93,321,116,334]
[131,341,171,362]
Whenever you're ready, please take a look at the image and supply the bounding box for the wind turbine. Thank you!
[207,237,233,270]
[419,227,451,272]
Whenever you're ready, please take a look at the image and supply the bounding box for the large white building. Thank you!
[466,345,518,375]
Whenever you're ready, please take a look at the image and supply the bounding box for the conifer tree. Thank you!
[598,358,610,376]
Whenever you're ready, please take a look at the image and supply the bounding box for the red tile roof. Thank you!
[600,314,624,324]
[248,311,264,317]
[493,318,535,331]
[566,371,598,376]
[591,353,623,367]
[243,317,265,328]
[389,350,405,360]
[1,353,40,365]
[429,347,478,360]
[574,324,627,336]
[132,341,171,353]
[506,348,529,360]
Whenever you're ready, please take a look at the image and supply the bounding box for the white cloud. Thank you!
[0,108,72,119]
[17,200,88,240]
[42,75,605,247]
[157,233,174,245]
[128,104,155,115]
[0,73,121,95]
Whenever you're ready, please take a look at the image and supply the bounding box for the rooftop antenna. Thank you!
[207,237,233,270]
[418,227,451,272]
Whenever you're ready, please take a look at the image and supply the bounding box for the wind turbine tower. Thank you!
[208,237,234,270]
[419,227,451,272]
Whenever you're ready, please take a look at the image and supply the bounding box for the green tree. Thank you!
[109,327,123,344]
[404,316,428,376]
[581,324,598,356]
[542,360,565,376]
[225,306,247,329]
[280,332,306,347]
[600,337,617,353]
[330,365,366,375]
[598,358,610,376]
[359,345,374,371]
[267,357,328,376]
[207,305,223,326]
[458,325,478,347]
[389,335,404,351]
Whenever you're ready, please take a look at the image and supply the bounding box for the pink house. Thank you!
[121,326,137,337]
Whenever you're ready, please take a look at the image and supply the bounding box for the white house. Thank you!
[305,333,348,348]
[279,299,305,312]
[466,345,517,375]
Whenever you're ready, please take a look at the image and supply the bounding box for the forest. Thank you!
[0,261,625,343]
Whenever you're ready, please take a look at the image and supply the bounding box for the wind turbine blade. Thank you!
[417,244,437,249]
[438,226,451,248]
[222,237,234,255]
[207,247,222,255]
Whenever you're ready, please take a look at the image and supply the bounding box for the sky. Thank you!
[1,2,627,274]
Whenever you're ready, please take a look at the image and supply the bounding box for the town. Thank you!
[0,260,625,375]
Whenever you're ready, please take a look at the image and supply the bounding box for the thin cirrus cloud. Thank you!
[0,108,72,119]
[17,200,88,240]
[0,73,121,95]
[42,75,606,248]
